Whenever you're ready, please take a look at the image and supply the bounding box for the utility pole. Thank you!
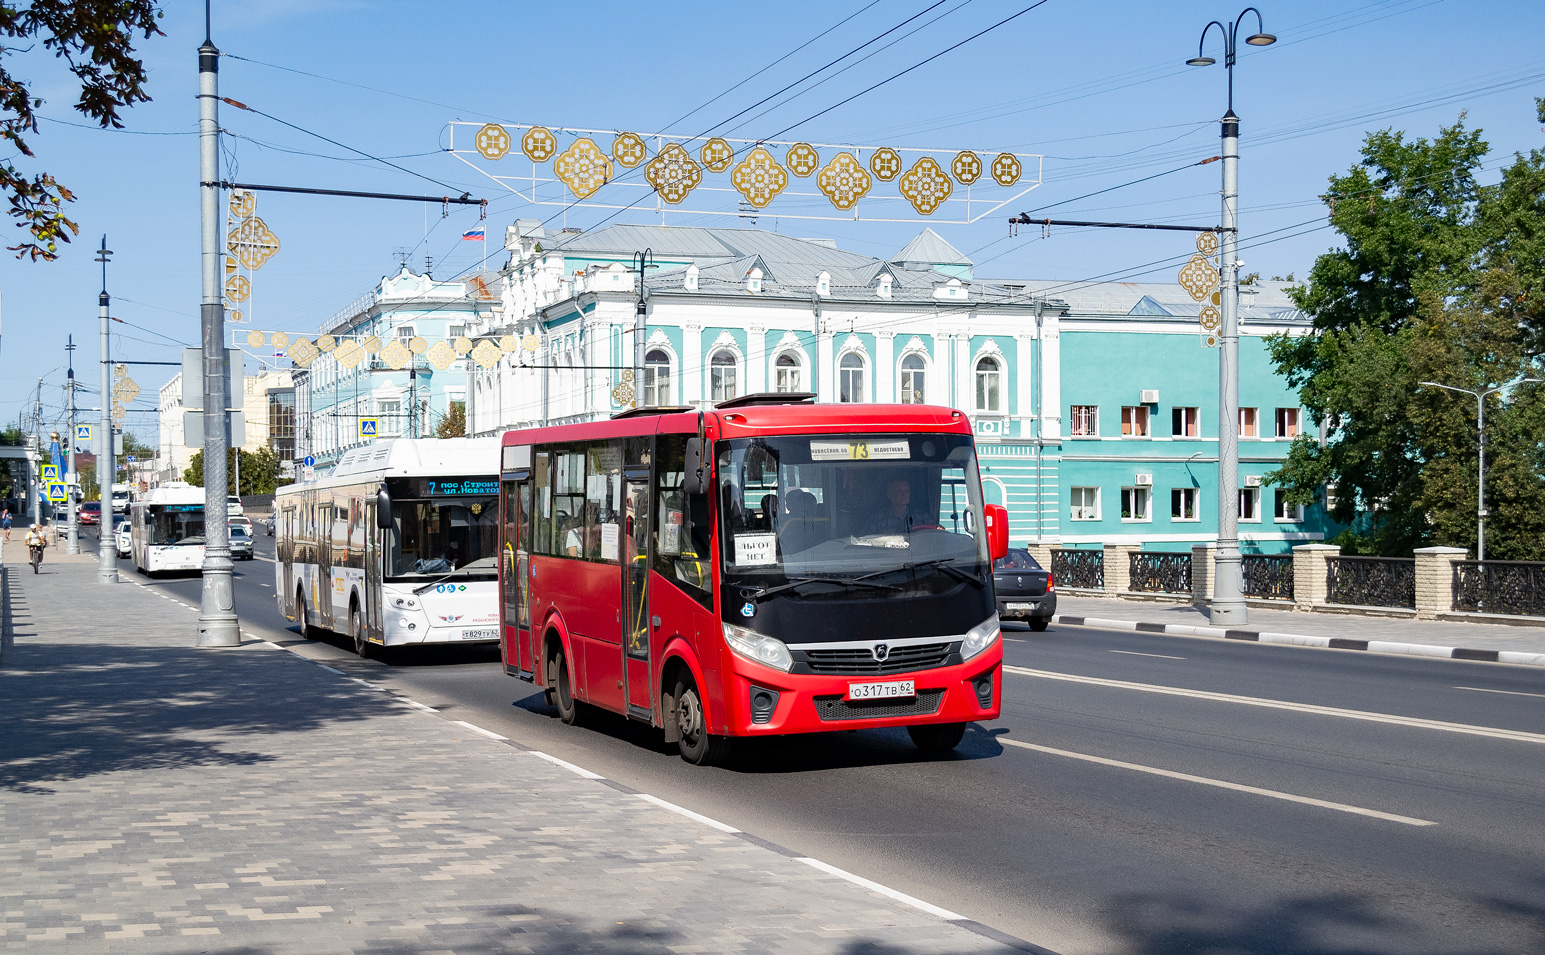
[96,238,117,582]
[628,249,656,408]
[31,379,42,528]
[197,13,239,646]
[65,336,79,554]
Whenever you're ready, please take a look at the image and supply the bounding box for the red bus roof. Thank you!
[499,403,973,449]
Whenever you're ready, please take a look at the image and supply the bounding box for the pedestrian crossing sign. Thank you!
[40,464,59,483]
[359,417,379,439]
[76,424,93,443]
[47,482,67,503]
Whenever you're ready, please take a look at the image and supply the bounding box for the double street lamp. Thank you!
[1418,379,1541,561]
[1187,8,1275,626]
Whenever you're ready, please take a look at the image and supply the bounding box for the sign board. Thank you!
[279,459,295,476]
[126,455,137,463]
[181,347,244,410]
[76,424,93,443]
[302,465,316,482]
[358,417,378,439]
[303,455,315,467]
[46,482,67,503]
[183,410,246,449]
[40,464,59,483]
[93,431,125,457]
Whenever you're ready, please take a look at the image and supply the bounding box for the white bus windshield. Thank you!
[385,496,498,578]
[150,507,205,546]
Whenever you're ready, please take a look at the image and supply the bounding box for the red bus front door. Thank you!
[623,473,652,717]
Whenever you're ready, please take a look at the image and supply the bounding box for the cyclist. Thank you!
[25,522,47,573]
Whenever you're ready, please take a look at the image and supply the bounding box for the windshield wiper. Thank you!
[412,571,459,595]
[853,557,987,589]
[746,576,901,603]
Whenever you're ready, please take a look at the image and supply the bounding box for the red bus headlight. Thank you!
[722,621,794,672]
[961,614,1001,661]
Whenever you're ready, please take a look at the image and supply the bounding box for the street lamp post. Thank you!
[96,237,118,584]
[1418,379,1541,561]
[1187,8,1275,626]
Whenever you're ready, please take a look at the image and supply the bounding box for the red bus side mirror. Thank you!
[983,504,1009,562]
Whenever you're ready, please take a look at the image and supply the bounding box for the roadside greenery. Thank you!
[184,447,293,496]
[1267,102,1545,559]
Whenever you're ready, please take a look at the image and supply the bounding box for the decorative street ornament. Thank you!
[611,382,635,406]
[785,142,819,178]
[225,255,238,275]
[644,143,702,204]
[521,334,541,352]
[246,330,266,349]
[229,309,244,323]
[816,152,872,211]
[1183,232,1223,348]
[111,401,125,423]
[1196,230,1219,256]
[475,123,511,160]
[991,152,1022,186]
[952,151,983,185]
[453,337,474,356]
[361,335,381,354]
[731,147,788,209]
[611,132,647,167]
[870,147,902,181]
[472,339,503,369]
[426,339,457,370]
[1177,253,1219,301]
[699,137,734,172]
[228,189,256,219]
[270,331,290,350]
[553,137,613,199]
[225,274,250,303]
[1199,305,1222,330]
[289,337,318,368]
[619,369,634,383]
[899,157,953,215]
[499,335,519,353]
[334,340,367,370]
[227,216,280,270]
[380,339,411,370]
[315,334,336,352]
[408,336,428,355]
[521,126,558,162]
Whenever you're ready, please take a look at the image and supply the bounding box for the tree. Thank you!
[434,401,466,438]
[185,446,293,496]
[1267,113,1545,558]
[1,2,163,260]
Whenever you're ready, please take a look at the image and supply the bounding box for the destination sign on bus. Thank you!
[809,439,910,461]
[398,477,500,498]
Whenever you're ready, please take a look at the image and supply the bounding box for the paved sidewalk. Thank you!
[0,552,1032,953]
[1051,594,1545,667]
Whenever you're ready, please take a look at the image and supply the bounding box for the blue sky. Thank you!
[1,0,1540,444]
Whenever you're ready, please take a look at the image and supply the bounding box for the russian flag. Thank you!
[462,227,486,241]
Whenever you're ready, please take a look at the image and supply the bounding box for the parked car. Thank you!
[115,521,132,558]
[261,516,274,537]
[993,548,1056,631]
[228,525,254,560]
[79,501,101,526]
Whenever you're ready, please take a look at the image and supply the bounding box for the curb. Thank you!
[1050,614,1545,668]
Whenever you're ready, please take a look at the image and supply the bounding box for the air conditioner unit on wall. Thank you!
[1244,475,1262,487]
[1140,389,1160,404]
[1134,473,1153,486]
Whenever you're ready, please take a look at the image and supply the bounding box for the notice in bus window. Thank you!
[809,439,910,461]
[660,509,682,555]
[601,522,620,561]
[734,532,778,566]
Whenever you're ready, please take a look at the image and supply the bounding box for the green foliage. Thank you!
[0,425,22,445]
[184,446,293,496]
[434,401,466,438]
[0,2,163,261]
[1266,113,1545,558]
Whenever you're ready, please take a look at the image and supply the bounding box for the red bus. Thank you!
[497,394,1009,765]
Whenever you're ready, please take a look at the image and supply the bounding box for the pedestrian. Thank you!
[2,508,10,541]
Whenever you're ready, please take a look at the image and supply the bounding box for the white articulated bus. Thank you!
[131,481,206,575]
[274,437,501,656]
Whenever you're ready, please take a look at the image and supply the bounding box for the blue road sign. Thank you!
[76,424,93,442]
[40,464,59,483]
[47,482,67,503]
[359,417,379,439]
[303,455,315,468]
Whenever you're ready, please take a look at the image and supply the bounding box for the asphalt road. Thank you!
[110,532,1545,955]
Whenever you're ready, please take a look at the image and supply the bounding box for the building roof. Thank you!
[892,228,972,268]
[547,223,877,270]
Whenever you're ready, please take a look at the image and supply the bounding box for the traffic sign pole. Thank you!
[66,335,79,554]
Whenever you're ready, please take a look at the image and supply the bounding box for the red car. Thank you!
[79,501,101,526]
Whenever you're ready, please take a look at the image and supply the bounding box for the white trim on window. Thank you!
[1070,486,1100,521]
[1170,486,1199,522]
[1120,486,1152,522]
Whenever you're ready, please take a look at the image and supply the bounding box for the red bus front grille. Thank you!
[813,689,946,722]
[798,642,954,675]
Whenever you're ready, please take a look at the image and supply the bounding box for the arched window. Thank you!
[975,356,1002,413]
[839,352,866,403]
[710,350,738,403]
[900,354,926,404]
[644,349,671,407]
[774,352,802,393]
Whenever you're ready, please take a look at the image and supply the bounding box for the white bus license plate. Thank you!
[848,680,915,701]
[461,628,498,640]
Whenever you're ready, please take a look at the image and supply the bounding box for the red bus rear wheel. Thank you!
[552,646,582,726]
[673,675,732,766]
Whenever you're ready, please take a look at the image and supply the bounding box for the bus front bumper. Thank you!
[716,646,1002,736]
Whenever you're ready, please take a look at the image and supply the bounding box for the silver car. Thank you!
[115,521,132,558]
[229,525,254,560]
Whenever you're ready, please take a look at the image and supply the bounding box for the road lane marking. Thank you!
[797,857,966,920]
[527,749,604,780]
[1109,649,1186,660]
[998,737,1435,827]
[635,793,740,833]
[1004,665,1545,745]
[1454,685,1545,699]
[452,719,508,741]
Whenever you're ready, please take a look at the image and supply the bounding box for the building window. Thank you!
[1071,405,1098,437]
[1276,407,1300,438]
[710,350,738,403]
[839,352,865,403]
[1239,407,1258,438]
[1121,406,1150,437]
[448,324,466,339]
[396,325,415,339]
[1120,486,1151,521]
[1274,490,1303,522]
[1070,486,1100,521]
[975,356,1001,412]
[378,399,402,436]
[644,349,671,406]
[1172,406,1199,437]
[267,388,295,461]
[1171,487,1198,521]
[899,354,926,404]
[1239,487,1261,522]
[774,353,801,393]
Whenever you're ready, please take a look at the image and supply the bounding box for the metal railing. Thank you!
[1452,560,1545,616]
[1326,556,1415,608]
[1051,549,1104,590]
[1129,552,1192,594]
[1242,555,1294,601]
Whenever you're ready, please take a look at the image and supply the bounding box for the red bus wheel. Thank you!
[673,675,732,766]
[907,722,966,753]
[553,647,582,726]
